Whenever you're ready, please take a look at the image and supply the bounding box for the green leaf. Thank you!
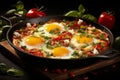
[78,4,85,14]
[115,36,120,46]
[0,20,8,27]
[82,14,97,22]
[77,12,84,18]
[16,9,27,15]
[7,68,24,77]
[15,1,24,10]
[0,63,9,74]
[64,10,79,17]
[5,9,16,15]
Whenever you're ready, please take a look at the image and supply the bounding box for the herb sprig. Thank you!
[64,4,97,22]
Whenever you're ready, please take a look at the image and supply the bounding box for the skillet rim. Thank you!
[6,15,114,61]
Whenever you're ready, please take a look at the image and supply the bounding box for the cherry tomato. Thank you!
[98,11,115,30]
[26,8,46,18]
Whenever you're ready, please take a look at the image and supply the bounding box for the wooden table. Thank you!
[0,41,120,80]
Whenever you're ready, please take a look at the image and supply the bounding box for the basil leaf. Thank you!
[16,9,27,15]
[15,1,24,10]
[115,36,120,46]
[0,20,8,27]
[64,10,79,17]
[64,4,97,22]
[0,63,9,74]
[5,9,16,15]
[77,12,84,18]
[78,4,85,14]
[82,14,97,22]
[7,68,24,77]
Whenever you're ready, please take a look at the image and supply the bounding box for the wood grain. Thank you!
[0,40,18,56]
[0,40,120,80]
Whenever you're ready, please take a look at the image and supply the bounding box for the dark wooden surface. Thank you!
[0,41,120,80]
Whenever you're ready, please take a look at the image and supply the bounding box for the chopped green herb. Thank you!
[100,33,106,40]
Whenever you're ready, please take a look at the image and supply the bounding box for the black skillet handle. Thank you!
[93,48,120,59]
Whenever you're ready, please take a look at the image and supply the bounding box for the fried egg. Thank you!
[70,34,100,50]
[36,22,65,38]
[20,35,44,50]
[51,47,75,59]
[13,19,110,58]
[42,46,75,59]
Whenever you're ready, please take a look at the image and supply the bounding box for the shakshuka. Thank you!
[12,19,110,59]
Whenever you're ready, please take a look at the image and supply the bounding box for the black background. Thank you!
[0,0,119,16]
[0,0,120,36]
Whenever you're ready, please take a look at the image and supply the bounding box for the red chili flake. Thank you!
[63,69,68,73]
[68,72,76,77]
[44,68,48,72]
[83,77,89,80]
[90,72,98,75]
[112,65,116,68]
[49,68,68,74]
[55,69,63,74]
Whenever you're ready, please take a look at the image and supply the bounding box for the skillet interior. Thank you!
[6,15,114,68]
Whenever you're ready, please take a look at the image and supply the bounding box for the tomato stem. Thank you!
[106,11,115,15]
[38,6,46,12]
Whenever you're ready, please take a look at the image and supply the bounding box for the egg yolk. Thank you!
[45,23,62,33]
[25,36,44,46]
[52,47,70,57]
[76,35,92,43]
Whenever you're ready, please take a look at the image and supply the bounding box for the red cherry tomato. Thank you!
[98,11,115,30]
[26,8,46,18]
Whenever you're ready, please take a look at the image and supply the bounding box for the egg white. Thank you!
[35,22,65,38]
[70,34,101,51]
[20,36,43,50]
[42,45,75,59]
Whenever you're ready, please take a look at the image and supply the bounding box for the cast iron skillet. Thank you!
[6,15,120,69]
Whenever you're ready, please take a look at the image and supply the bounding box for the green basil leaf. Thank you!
[16,9,27,15]
[78,4,85,14]
[16,1,24,10]
[82,14,97,22]
[2,25,11,28]
[0,63,9,74]
[77,12,84,18]
[5,9,16,15]
[64,10,79,17]
[115,36,120,46]
[0,20,8,27]
[7,68,24,77]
